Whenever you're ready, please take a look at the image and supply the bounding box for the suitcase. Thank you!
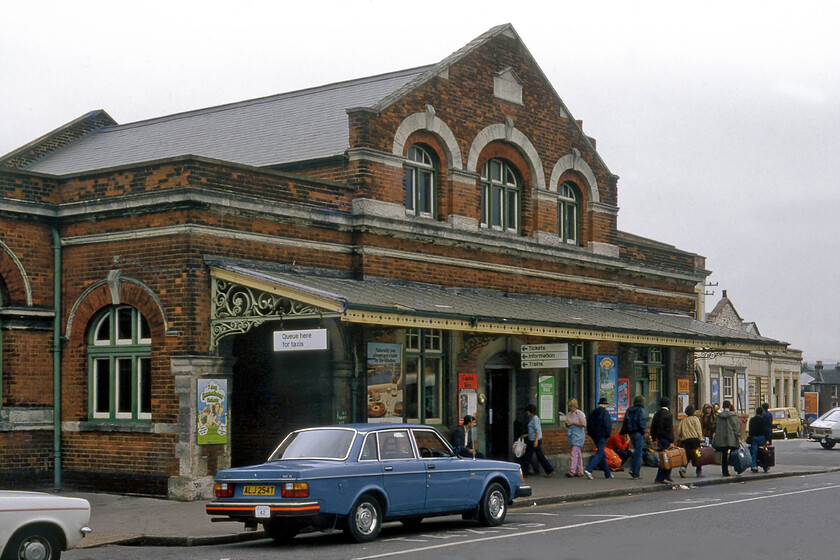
[692,445,716,467]
[658,446,687,469]
[729,443,752,474]
[757,445,775,471]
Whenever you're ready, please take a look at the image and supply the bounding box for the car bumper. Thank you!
[206,500,321,518]
[515,485,532,499]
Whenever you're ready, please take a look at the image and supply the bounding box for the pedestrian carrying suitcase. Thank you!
[729,443,752,474]
[757,444,775,471]
[692,445,716,467]
[658,446,687,469]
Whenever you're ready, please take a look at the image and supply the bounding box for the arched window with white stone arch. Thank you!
[558,181,580,244]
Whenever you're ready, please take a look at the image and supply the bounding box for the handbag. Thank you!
[693,445,716,467]
[512,437,526,458]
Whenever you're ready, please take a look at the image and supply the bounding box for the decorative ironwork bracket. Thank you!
[210,277,327,349]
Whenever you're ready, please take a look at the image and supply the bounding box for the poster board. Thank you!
[458,372,478,423]
[596,355,618,420]
[538,375,555,424]
[197,379,228,445]
[366,343,404,423]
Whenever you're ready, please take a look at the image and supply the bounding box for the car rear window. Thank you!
[269,428,356,460]
[821,410,840,423]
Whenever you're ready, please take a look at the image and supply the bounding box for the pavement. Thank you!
[50,462,837,548]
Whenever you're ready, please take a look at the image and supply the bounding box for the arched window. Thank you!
[558,181,580,244]
[89,305,152,421]
[480,159,520,232]
[405,145,436,218]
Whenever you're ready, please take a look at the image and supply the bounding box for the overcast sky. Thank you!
[2,1,838,363]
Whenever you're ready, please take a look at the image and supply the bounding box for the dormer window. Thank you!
[558,181,580,244]
[405,145,436,218]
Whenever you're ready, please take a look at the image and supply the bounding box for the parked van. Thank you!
[768,407,802,439]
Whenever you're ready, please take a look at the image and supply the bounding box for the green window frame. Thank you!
[558,181,579,244]
[480,159,520,233]
[404,328,444,424]
[88,306,152,421]
[405,145,436,218]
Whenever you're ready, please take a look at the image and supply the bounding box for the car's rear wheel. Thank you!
[821,439,836,449]
[6,527,61,560]
[264,520,299,543]
[477,482,508,527]
[345,494,382,543]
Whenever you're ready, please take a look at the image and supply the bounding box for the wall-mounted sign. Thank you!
[366,343,403,423]
[521,343,569,369]
[596,354,619,420]
[273,328,328,352]
[538,375,555,424]
[458,373,478,424]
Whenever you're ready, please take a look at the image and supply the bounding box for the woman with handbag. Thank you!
[713,400,741,476]
[677,405,704,478]
[650,397,675,484]
[700,403,716,445]
[565,399,587,477]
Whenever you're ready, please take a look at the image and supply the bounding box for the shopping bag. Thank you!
[512,438,526,458]
[757,445,775,470]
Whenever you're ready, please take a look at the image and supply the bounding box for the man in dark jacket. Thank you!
[621,395,647,479]
[451,415,483,458]
[584,397,613,479]
[650,397,675,484]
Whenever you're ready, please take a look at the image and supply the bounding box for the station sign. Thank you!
[520,343,569,369]
[273,328,328,352]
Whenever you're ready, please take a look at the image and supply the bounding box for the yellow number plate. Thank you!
[243,485,275,496]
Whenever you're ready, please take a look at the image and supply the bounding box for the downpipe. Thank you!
[52,228,62,490]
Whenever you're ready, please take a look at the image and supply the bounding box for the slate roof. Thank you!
[21,66,430,176]
[814,367,840,385]
[206,256,787,350]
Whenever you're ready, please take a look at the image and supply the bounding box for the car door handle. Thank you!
[384,466,393,471]
[426,464,435,469]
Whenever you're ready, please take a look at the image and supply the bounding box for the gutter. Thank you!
[52,228,62,490]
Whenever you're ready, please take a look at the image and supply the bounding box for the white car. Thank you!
[809,407,840,449]
[0,491,91,560]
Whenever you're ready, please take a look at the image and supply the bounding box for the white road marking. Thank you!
[575,514,628,519]
[353,483,840,560]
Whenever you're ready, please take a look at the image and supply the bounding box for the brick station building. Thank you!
[0,25,787,498]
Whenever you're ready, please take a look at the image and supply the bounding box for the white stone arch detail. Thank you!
[392,106,463,169]
[466,122,546,190]
[65,270,175,339]
[549,151,600,204]
[0,239,33,306]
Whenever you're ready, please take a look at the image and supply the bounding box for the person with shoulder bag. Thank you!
[650,397,675,484]
[565,399,587,477]
[747,406,769,473]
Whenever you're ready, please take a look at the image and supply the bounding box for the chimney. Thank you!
[722,290,728,299]
[815,361,824,372]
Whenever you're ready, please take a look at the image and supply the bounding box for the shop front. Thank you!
[207,257,787,468]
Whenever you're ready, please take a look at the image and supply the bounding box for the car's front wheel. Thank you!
[477,482,508,527]
[263,520,299,543]
[345,494,382,543]
[821,439,836,449]
[6,526,62,560]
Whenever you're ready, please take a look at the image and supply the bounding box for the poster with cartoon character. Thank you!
[197,379,228,445]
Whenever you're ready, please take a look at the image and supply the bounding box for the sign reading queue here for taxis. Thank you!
[273,328,328,352]
[521,343,569,369]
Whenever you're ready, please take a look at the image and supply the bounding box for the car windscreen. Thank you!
[268,429,356,460]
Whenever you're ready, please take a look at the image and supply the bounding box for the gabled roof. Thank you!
[8,24,609,179]
[814,366,840,385]
[15,67,429,176]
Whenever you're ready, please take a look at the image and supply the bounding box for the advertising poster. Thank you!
[617,378,629,420]
[538,375,555,424]
[711,377,720,405]
[737,374,746,413]
[677,379,690,418]
[197,379,228,445]
[595,355,618,420]
[458,372,478,424]
[366,343,404,423]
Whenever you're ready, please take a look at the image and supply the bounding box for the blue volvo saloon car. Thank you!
[206,424,532,543]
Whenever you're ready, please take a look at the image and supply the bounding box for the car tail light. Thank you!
[281,482,309,498]
[215,482,234,498]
